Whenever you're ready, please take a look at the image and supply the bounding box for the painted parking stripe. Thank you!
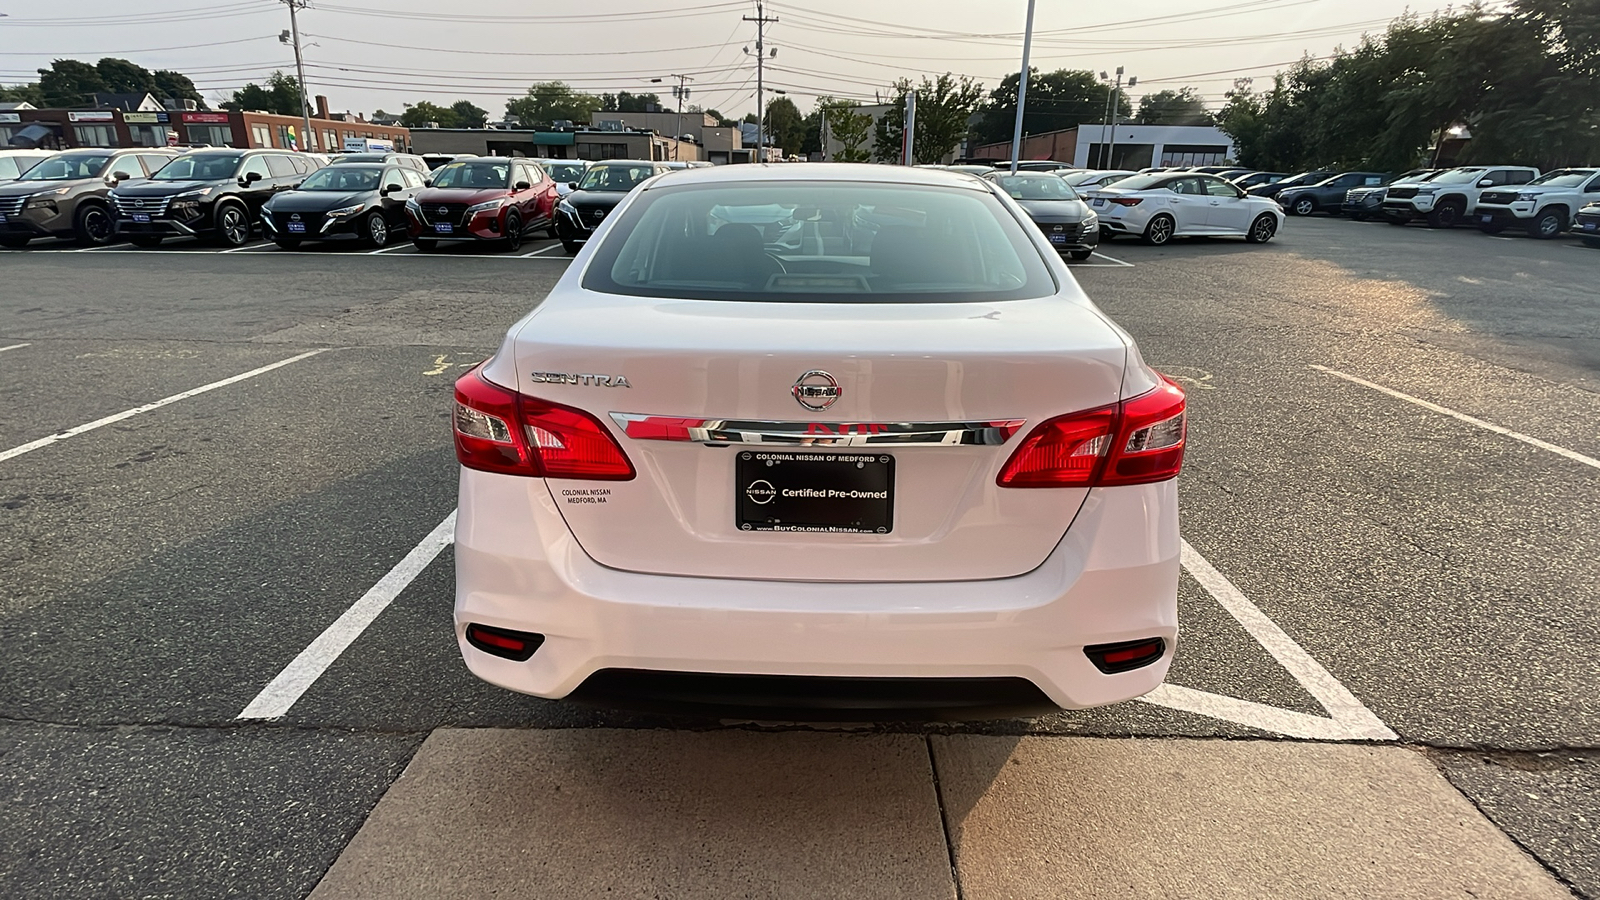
[520,243,566,257]
[0,348,327,464]
[72,243,128,252]
[1089,250,1135,267]
[238,511,456,719]
[0,342,30,354]
[1140,541,1396,741]
[1312,364,1600,471]
[367,242,411,254]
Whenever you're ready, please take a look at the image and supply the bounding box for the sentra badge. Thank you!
[529,372,631,387]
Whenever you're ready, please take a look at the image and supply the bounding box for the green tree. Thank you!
[1136,88,1214,126]
[818,97,873,162]
[152,69,203,106]
[0,82,45,107]
[37,59,106,107]
[223,71,303,116]
[450,100,489,128]
[975,68,1125,145]
[94,58,156,95]
[874,73,986,164]
[400,101,459,129]
[506,81,603,127]
[764,95,805,155]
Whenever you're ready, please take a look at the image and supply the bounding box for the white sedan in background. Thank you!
[453,164,1185,722]
[1085,171,1284,245]
[1061,169,1137,189]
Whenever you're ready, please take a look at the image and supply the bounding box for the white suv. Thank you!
[1381,165,1541,228]
[1473,168,1600,238]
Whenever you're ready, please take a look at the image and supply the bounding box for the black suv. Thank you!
[1275,171,1392,216]
[111,148,321,247]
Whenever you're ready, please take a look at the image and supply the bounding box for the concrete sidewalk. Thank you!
[310,729,1573,899]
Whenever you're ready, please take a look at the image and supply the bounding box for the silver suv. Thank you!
[1473,168,1600,239]
[1381,165,1540,228]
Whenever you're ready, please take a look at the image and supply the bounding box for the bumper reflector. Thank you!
[1084,637,1166,674]
[465,623,545,662]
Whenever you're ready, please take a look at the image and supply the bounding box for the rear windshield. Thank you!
[582,181,1056,304]
[18,154,110,181]
[989,174,1079,200]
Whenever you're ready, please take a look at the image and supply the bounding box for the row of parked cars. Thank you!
[1156,161,1600,244]
[0,146,695,254]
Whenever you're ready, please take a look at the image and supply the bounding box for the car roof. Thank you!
[642,162,991,191]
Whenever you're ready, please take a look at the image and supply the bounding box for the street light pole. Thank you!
[280,0,313,152]
[1107,71,1135,169]
[743,2,779,162]
[652,74,694,161]
[1008,0,1036,174]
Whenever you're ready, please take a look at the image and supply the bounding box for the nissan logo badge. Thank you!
[745,479,777,505]
[134,199,144,208]
[290,213,301,222]
[792,370,841,411]
[438,206,449,216]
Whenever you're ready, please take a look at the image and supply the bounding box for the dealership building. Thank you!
[1,93,409,153]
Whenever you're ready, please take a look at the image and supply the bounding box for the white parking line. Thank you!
[520,243,566,257]
[72,243,127,252]
[238,511,456,719]
[1139,542,1396,741]
[0,342,30,354]
[0,348,328,464]
[1090,250,1135,267]
[367,242,411,254]
[1312,364,1600,471]
[219,243,270,253]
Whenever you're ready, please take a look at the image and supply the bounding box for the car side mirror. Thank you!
[514,180,531,192]
[111,171,130,182]
[384,183,402,194]
[568,182,579,191]
[1477,179,1494,187]
[422,177,432,187]
[243,171,262,184]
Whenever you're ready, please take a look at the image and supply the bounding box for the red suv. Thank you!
[406,157,558,251]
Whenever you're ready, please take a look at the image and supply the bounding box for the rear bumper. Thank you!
[454,468,1180,715]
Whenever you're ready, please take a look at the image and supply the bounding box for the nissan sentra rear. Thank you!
[452,164,1184,721]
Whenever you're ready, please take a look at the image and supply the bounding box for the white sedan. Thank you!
[452,163,1185,721]
[1085,172,1284,245]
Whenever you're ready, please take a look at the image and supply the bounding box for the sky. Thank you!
[0,0,1485,119]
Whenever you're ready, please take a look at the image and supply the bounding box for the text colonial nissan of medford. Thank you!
[452,164,1186,721]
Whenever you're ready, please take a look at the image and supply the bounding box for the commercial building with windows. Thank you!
[409,127,699,163]
[2,93,408,154]
[971,124,1237,169]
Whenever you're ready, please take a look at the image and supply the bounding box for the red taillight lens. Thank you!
[997,375,1185,488]
[1110,197,1144,207]
[453,367,635,480]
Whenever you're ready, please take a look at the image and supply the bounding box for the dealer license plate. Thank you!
[434,222,453,233]
[1585,222,1597,231]
[1092,198,1105,207]
[737,450,893,534]
[286,222,305,233]
[131,213,150,223]
[1481,214,1493,223]
[1050,234,1067,244]
[0,214,7,223]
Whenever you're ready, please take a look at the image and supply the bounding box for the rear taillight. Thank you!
[997,376,1185,488]
[453,366,635,480]
[1110,197,1144,207]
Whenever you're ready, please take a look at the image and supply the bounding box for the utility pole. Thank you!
[652,74,694,161]
[280,0,313,152]
[743,2,778,162]
[1098,71,1114,167]
[901,89,917,165]
[1107,71,1136,169]
[1008,0,1036,174]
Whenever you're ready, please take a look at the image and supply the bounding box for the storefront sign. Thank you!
[0,113,19,124]
[181,111,230,124]
[68,111,115,122]
[123,112,170,124]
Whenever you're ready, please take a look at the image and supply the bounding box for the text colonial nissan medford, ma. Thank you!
[451,163,1186,720]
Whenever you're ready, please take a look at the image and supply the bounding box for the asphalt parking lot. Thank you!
[2,219,1596,898]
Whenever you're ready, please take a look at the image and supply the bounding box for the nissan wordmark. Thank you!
[452,164,1186,721]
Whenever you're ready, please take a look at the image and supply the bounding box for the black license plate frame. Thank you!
[736,450,894,534]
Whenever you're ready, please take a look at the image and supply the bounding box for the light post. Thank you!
[279,0,313,151]
[651,74,694,161]
[1106,70,1136,169]
[1008,0,1036,174]
[743,2,778,162]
